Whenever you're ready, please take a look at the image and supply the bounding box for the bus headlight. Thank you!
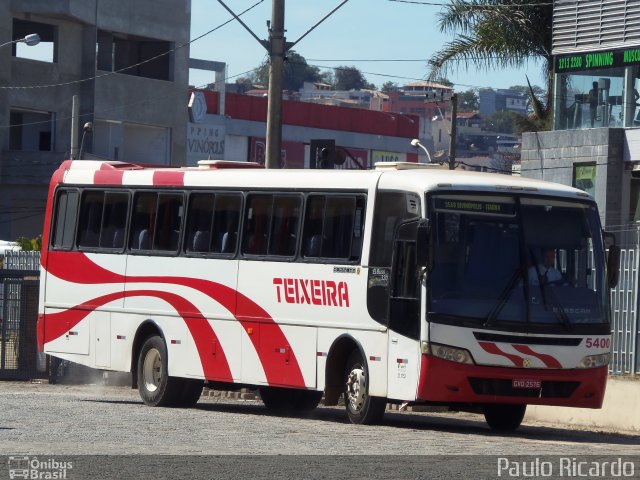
[577,353,610,369]
[422,342,475,365]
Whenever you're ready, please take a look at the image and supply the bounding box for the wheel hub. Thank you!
[143,347,162,393]
[346,367,367,412]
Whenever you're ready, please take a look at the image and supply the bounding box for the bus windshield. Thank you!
[428,194,608,327]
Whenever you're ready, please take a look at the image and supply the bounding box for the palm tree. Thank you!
[427,0,553,127]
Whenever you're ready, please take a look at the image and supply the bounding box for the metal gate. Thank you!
[0,269,49,380]
[609,248,640,375]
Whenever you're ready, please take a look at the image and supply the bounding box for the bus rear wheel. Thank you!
[177,379,204,407]
[137,335,182,407]
[344,350,386,425]
[483,404,526,431]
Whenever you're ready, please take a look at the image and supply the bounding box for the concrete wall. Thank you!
[0,0,191,239]
[526,377,640,433]
[520,128,627,229]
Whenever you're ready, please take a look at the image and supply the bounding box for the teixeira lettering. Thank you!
[273,277,350,307]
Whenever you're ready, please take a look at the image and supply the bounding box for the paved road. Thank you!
[0,382,638,478]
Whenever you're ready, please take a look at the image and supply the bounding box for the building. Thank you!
[520,0,640,237]
[299,82,388,111]
[0,0,191,240]
[479,88,528,117]
[186,90,419,169]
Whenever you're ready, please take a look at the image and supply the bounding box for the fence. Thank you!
[610,248,640,374]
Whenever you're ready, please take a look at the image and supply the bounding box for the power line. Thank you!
[387,0,553,7]
[0,0,264,91]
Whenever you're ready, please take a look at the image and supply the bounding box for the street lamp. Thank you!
[410,138,432,163]
[0,33,41,49]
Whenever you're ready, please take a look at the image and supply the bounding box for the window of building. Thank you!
[12,19,56,62]
[96,30,173,81]
[9,109,54,151]
[555,68,625,130]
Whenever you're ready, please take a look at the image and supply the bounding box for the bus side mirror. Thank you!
[603,232,620,289]
[607,244,620,289]
[416,219,430,268]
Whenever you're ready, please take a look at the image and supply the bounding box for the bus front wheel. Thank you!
[483,404,526,431]
[344,350,386,424]
[137,335,182,407]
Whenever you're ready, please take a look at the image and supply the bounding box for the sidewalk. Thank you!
[525,376,640,434]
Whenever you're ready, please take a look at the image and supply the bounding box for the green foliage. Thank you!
[486,111,518,134]
[428,0,553,128]
[251,50,324,91]
[381,81,399,93]
[15,235,42,251]
[334,66,372,91]
[459,89,479,111]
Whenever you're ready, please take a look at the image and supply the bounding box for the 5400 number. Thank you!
[585,337,610,349]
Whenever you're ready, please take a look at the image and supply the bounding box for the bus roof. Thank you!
[54,160,591,201]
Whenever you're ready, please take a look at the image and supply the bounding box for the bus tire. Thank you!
[294,390,323,412]
[137,335,182,407]
[177,379,204,407]
[483,404,526,431]
[344,350,386,424]
[259,387,322,414]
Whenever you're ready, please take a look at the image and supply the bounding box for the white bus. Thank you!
[38,160,618,430]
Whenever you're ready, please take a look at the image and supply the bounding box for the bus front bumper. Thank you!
[416,354,607,408]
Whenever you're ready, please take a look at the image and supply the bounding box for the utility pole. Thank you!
[218,0,350,169]
[448,93,457,170]
[70,95,80,160]
[265,0,285,169]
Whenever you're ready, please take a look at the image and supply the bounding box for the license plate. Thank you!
[512,379,541,389]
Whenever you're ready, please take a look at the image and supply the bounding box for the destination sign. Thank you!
[555,47,640,72]
[434,199,515,215]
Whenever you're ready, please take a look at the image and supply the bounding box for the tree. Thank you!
[381,81,399,93]
[252,50,323,91]
[459,89,479,111]
[486,110,517,134]
[427,0,553,128]
[334,66,373,91]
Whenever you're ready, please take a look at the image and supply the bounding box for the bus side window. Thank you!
[100,193,129,249]
[268,195,301,257]
[302,195,325,258]
[213,194,241,255]
[52,189,79,250]
[185,193,214,254]
[130,192,156,251]
[153,193,183,252]
[242,194,271,256]
[77,192,104,249]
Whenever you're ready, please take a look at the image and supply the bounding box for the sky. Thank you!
[188,0,546,92]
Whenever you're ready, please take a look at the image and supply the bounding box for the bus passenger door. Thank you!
[387,220,422,401]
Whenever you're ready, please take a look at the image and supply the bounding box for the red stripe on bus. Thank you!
[44,251,305,387]
[43,289,232,381]
[512,344,562,369]
[478,342,524,367]
[94,170,124,185]
[153,171,185,186]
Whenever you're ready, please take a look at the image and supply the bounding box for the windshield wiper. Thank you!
[484,267,523,328]
[530,251,572,331]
